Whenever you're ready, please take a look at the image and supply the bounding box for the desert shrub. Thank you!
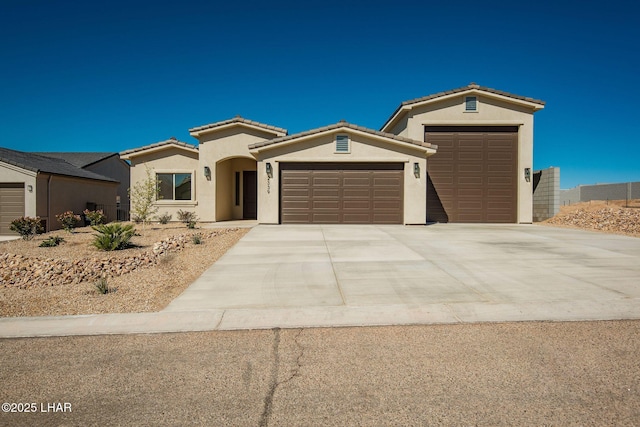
[92,223,136,251]
[10,216,43,240]
[94,277,113,294]
[157,212,172,224]
[56,211,81,232]
[83,209,106,226]
[39,235,65,247]
[176,210,197,228]
[191,233,203,244]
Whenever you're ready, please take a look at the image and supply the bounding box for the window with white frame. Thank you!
[465,96,478,112]
[157,173,192,200]
[336,135,349,152]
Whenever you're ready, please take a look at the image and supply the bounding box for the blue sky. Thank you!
[1,0,638,189]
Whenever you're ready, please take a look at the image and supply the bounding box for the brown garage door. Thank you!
[280,163,403,224]
[0,183,25,235]
[425,126,518,223]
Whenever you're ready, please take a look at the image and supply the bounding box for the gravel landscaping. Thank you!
[542,199,640,238]
[0,224,249,318]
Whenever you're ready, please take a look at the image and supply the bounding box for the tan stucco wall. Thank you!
[0,161,37,217]
[128,148,199,221]
[84,156,130,211]
[253,131,429,224]
[195,127,271,221]
[389,94,537,223]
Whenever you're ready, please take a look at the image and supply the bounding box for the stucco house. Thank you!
[0,148,129,234]
[121,83,544,225]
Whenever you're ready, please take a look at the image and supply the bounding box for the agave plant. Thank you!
[92,223,136,251]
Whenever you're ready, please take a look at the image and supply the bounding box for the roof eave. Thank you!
[120,143,198,160]
[381,88,545,133]
[249,125,435,155]
[189,122,287,139]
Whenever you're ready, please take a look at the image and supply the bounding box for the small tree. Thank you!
[128,166,160,229]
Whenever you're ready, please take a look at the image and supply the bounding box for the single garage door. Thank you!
[0,183,25,235]
[425,126,518,223]
[280,163,403,224]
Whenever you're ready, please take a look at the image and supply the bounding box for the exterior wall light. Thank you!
[413,162,420,178]
[266,162,273,178]
[27,184,33,192]
[524,167,531,182]
[204,166,211,180]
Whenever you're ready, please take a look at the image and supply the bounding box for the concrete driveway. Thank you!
[163,223,640,328]
[3,223,640,337]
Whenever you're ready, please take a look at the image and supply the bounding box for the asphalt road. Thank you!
[1,321,639,426]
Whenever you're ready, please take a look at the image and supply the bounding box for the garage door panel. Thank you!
[430,164,454,173]
[487,164,513,173]
[0,184,26,235]
[488,140,514,149]
[458,163,483,173]
[488,202,514,210]
[488,176,514,185]
[458,151,484,161]
[458,139,484,149]
[373,176,402,186]
[312,177,340,186]
[458,200,483,210]
[282,200,311,209]
[343,189,370,198]
[488,151,514,161]
[425,127,517,223]
[284,188,312,198]
[281,164,403,224]
[312,188,340,198]
[343,199,372,209]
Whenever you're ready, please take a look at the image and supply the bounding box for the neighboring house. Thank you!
[0,148,124,234]
[34,152,130,219]
[121,83,545,225]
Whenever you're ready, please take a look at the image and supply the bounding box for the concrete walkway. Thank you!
[2,224,640,337]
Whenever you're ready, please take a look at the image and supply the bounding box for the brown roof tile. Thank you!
[120,137,198,157]
[189,116,287,136]
[249,121,436,151]
[400,83,546,107]
[381,83,545,131]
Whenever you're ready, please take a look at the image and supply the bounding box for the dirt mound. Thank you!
[542,200,640,238]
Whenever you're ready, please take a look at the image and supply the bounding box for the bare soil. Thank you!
[0,224,249,318]
[541,199,640,238]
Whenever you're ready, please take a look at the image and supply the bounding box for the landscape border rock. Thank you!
[0,228,239,289]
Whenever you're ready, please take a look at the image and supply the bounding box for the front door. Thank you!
[242,171,257,220]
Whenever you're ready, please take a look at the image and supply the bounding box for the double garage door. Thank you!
[280,163,403,224]
[0,183,25,235]
[425,126,518,223]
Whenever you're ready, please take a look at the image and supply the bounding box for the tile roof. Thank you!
[249,121,435,151]
[119,137,198,157]
[381,83,546,131]
[400,83,546,108]
[189,116,287,136]
[32,152,117,168]
[0,147,118,182]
